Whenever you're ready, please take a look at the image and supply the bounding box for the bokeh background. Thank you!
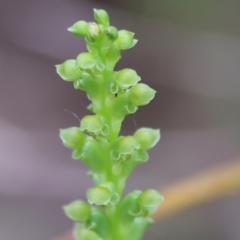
[0,0,240,239]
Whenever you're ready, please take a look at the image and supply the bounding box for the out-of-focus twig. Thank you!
[52,159,240,240]
[53,233,73,240]
[153,159,240,220]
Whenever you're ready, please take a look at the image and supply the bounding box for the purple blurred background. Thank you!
[0,0,240,239]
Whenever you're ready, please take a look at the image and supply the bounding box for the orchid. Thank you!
[56,9,163,240]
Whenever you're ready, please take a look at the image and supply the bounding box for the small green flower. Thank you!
[63,200,91,222]
[115,68,141,89]
[88,22,100,39]
[138,189,164,215]
[76,52,98,69]
[56,60,82,81]
[87,186,112,205]
[116,30,136,50]
[80,115,108,136]
[134,128,160,150]
[59,127,86,150]
[117,136,140,155]
[106,26,118,40]
[68,21,89,37]
[94,9,110,26]
[128,83,156,106]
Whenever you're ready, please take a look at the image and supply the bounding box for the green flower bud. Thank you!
[134,128,160,150]
[106,26,118,40]
[116,30,135,50]
[87,186,112,205]
[94,9,110,26]
[63,200,91,222]
[55,60,82,81]
[138,189,164,213]
[128,83,156,106]
[59,127,86,150]
[80,115,108,136]
[76,52,98,69]
[67,21,89,37]
[88,22,100,39]
[115,68,141,89]
[118,136,140,155]
[75,227,102,240]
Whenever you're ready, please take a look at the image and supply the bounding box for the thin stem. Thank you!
[153,159,240,220]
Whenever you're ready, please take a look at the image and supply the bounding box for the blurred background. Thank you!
[0,0,240,239]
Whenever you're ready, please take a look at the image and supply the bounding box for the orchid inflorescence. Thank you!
[56,9,163,240]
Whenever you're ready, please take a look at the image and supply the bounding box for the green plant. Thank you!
[56,9,163,240]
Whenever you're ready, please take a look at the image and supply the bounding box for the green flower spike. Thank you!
[57,8,162,240]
